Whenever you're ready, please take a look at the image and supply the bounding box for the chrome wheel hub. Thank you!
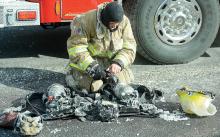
[155,0,202,46]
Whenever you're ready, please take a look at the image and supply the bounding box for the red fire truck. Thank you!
[0,0,219,64]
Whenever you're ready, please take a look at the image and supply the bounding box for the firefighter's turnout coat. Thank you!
[66,3,137,91]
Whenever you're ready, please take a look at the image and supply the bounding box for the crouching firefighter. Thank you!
[65,1,137,92]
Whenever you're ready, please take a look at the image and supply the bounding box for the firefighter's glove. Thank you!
[87,63,106,80]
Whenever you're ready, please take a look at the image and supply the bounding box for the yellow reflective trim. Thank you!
[69,63,82,72]
[80,55,94,70]
[87,45,96,55]
[69,55,94,71]
[68,49,88,57]
[88,45,114,59]
[68,45,88,52]
[68,48,87,54]
[68,48,88,56]
[68,45,88,57]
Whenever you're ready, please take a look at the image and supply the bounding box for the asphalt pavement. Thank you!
[0,26,220,137]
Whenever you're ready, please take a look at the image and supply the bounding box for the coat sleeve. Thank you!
[67,17,95,72]
[113,17,137,68]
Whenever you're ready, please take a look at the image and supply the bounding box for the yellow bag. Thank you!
[176,87,217,116]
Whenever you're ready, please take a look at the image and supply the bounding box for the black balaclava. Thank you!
[101,2,124,31]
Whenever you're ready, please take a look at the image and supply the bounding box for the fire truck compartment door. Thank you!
[61,0,112,20]
[61,0,99,20]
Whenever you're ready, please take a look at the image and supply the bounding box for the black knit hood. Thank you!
[100,2,124,28]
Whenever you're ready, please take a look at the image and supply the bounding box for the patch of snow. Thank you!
[91,121,101,124]
[125,118,134,122]
[159,110,189,121]
[3,106,22,113]
[116,120,121,124]
[159,97,166,102]
[50,128,61,134]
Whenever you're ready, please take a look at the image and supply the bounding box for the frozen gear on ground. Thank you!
[2,81,204,136]
[41,75,165,122]
[42,83,79,119]
[0,111,18,129]
[130,84,164,104]
[0,106,23,129]
[176,87,217,116]
[41,83,96,121]
[86,62,106,80]
[42,83,68,104]
[0,109,43,136]
[93,100,119,122]
[15,111,43,136]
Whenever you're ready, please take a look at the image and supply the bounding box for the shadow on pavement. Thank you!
[0,67,65,93]
[1,25,220,65]
[134,53,155,65]
[0,26,153,65]
[0,26,70,59]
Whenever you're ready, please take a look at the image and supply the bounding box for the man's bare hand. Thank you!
[107,63,122,75]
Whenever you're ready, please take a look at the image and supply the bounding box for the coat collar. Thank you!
[96,3,109,39]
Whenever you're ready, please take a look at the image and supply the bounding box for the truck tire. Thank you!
[124,0,220,64]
